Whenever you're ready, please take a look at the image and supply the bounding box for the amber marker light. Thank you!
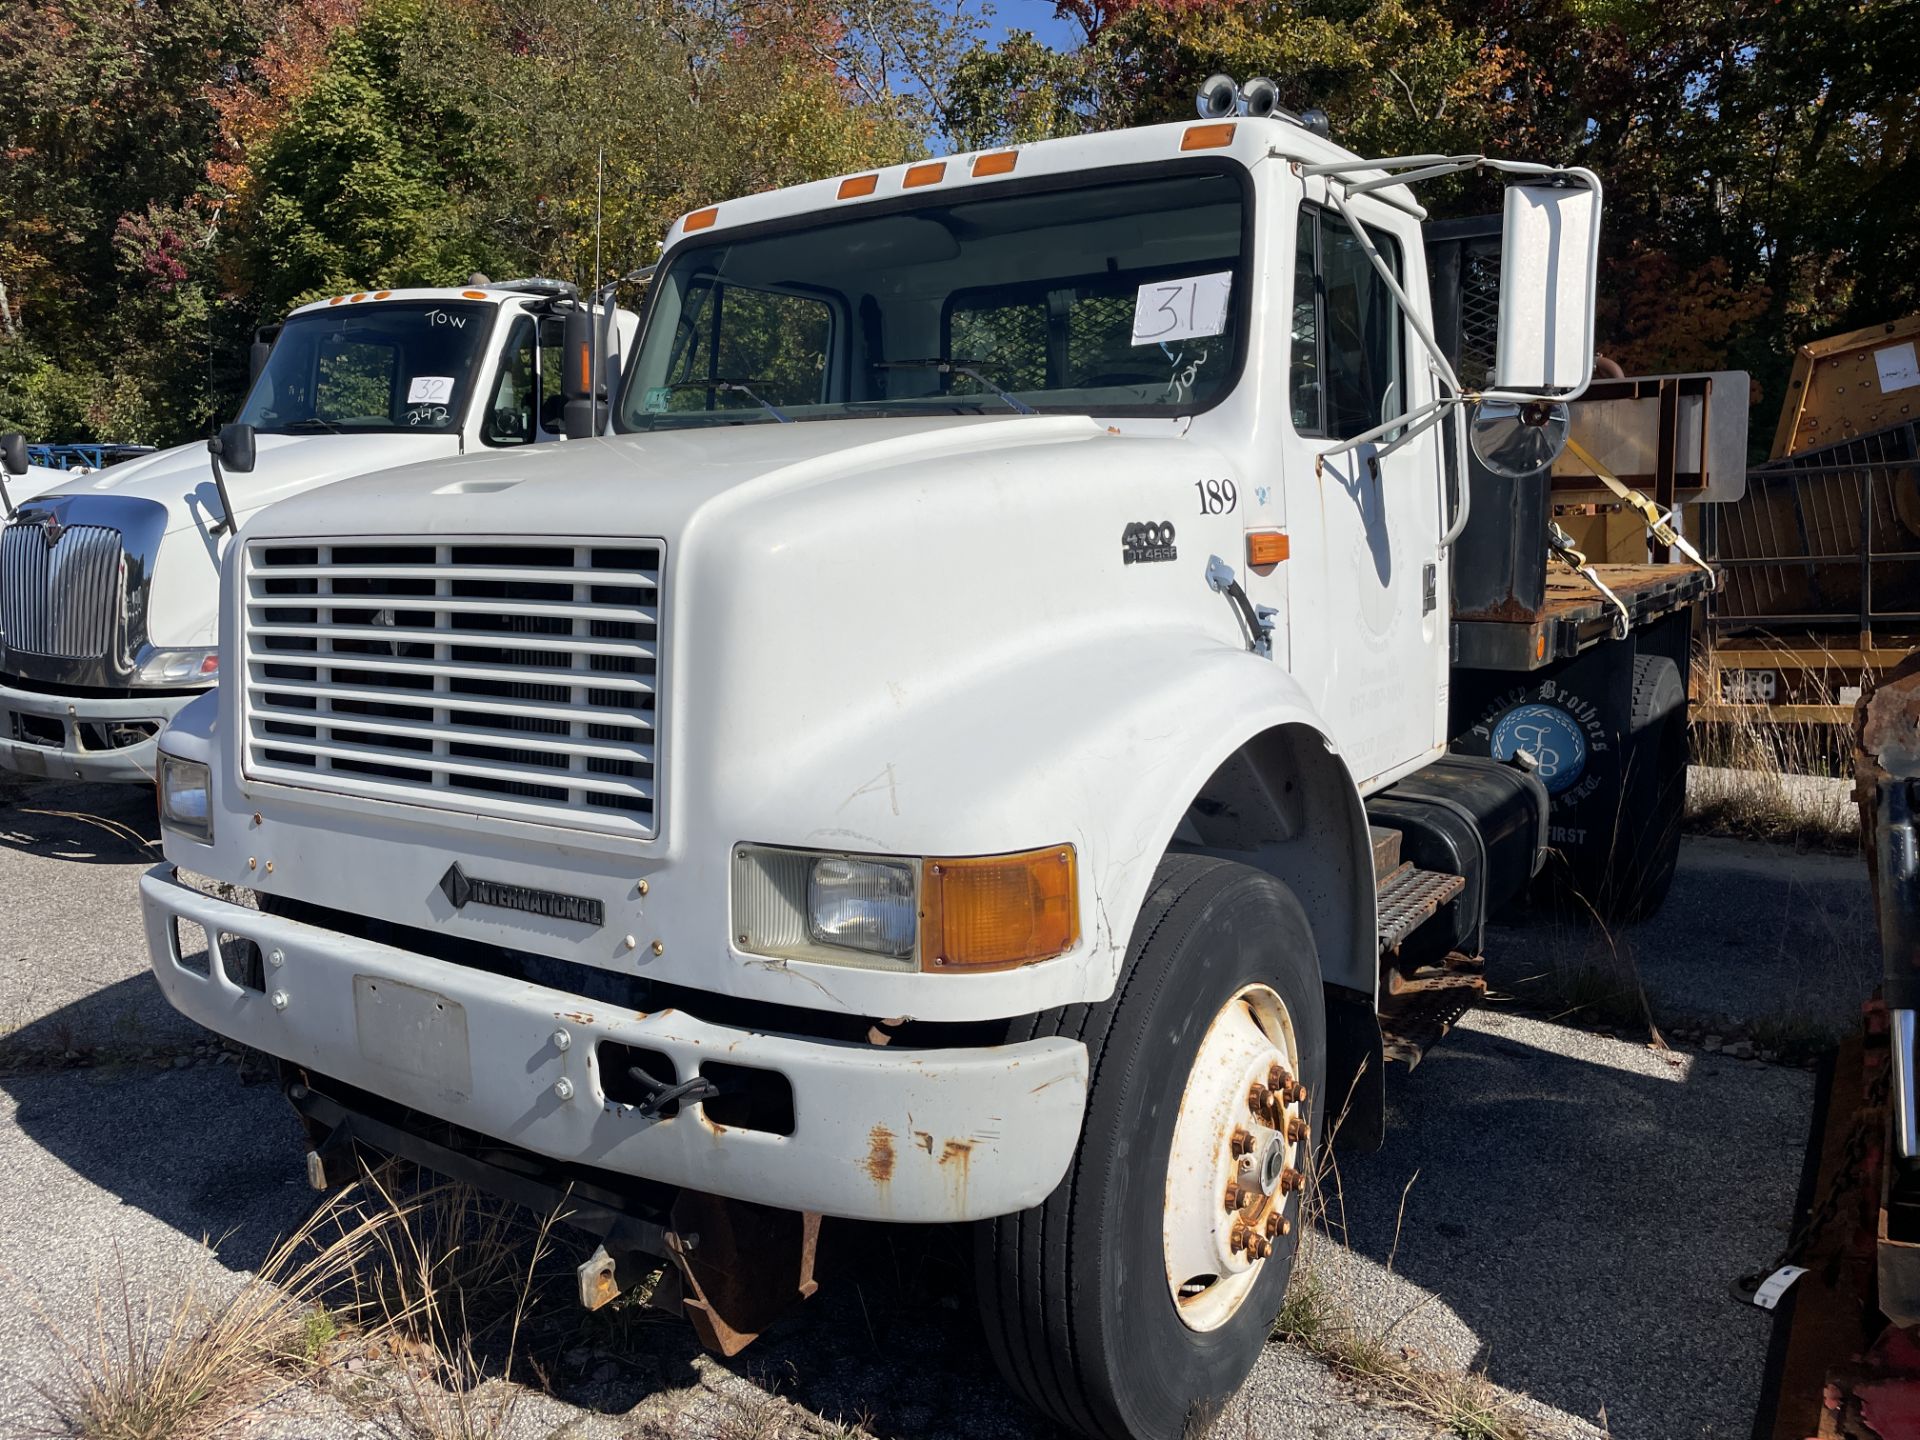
[972,151,1018,177]
[904,161,947,188]
[921,846,1078,972]
[1246,530,1290,570]
[684,207,719,232]
[461,289,488,299]
[374,290,392,299]
[1182,122,1237,151]
[838,174,879,199]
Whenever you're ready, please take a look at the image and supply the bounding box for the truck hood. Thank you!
[29,432,465,539]
[246,415,1115,542]
[5,465,71,510]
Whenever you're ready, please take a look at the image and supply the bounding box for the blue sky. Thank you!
[985,0,1081,49]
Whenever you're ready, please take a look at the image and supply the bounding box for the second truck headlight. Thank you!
[157,753,213,843]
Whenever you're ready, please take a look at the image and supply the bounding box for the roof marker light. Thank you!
[461,290,488,299]
[328,296,344,305]
[904,161,946,188]
[374,289,392,299]
[684,207,719,232]
[972,151,1017,177]
[349,292,366,302]
[1182,122,1237,151]
[838,174,879,199]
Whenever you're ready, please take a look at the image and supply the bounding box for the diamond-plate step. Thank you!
[1376,862,1466,953]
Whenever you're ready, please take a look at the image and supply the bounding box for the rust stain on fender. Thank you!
[558,1010,594,1026]
[865,1125,896,1184]
[939,1139,974,1168]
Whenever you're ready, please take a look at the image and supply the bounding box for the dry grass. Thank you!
[1270,1093,1533,1440]
[30,1187,396,1440]
[1687,672,1858,850]
[27,1164,580,1440]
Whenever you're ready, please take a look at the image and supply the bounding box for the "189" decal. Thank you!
[1194,478,1238,514]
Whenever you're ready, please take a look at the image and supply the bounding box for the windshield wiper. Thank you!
[659,378,792,424]
[874,359,1037,416]
[276,417,344,434]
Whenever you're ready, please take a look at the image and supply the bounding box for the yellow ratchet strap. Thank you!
[1560,435,1718,589]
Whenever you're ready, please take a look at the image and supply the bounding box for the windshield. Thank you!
[239,301,496,435]
[620,166,1248,431]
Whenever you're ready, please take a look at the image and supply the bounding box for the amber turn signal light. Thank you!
[921,846,1078,971]
[1182,122,1237,151]
[1246,530,1289,568]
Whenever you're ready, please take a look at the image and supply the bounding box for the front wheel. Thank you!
[976,855,1326,1439]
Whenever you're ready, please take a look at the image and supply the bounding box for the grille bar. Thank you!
[242,539,663,838]
[0,521,124,660]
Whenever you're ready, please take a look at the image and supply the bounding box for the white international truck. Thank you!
[140,83,1708,1438]
[0,282,633,785]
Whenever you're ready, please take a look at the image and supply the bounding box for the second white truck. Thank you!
[0,282,633,785]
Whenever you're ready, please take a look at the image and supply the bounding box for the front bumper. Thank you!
[141,866,1089,1223]
[0,679,196,784]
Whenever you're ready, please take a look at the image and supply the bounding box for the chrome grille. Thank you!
[242,538,662,838]
[0,520,123,659]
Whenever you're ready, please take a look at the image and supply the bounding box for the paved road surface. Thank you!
[0,774,1847,1438]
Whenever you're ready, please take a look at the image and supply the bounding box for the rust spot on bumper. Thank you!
[865,1124,896,1183]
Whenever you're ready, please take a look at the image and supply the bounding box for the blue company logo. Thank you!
[1490,704,1589,796]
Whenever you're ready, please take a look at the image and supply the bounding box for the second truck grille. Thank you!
[242,538,663,838]
[0,520,124,660]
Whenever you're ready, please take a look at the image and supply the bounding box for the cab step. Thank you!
[1378,954,1487,1069]
[1376,860,1467,953]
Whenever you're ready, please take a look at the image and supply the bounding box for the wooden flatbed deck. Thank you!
[1452,562,1710,672]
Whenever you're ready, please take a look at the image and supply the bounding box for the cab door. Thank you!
[1279,189,1449,790]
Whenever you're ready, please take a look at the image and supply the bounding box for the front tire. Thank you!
[976,855,1327,1439]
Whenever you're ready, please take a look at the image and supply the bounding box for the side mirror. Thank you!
[1495,179,1601,395]
[249,339,273,385]
[0,431,24,518]
[561,307,598,439]
[216,422,257,475]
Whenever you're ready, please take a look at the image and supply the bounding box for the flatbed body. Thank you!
[1453,562,1712,672]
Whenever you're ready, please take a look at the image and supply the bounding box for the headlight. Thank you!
[808,856,916,957]
[733,843,1079,973]
[135,647,219,687]
[157,753,213,843]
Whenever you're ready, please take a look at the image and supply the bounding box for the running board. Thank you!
[1378,954,1487,1069]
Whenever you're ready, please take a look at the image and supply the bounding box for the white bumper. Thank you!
[141,866,1088,1223]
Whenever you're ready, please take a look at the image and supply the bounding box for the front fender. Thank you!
[717,627,1373,1021]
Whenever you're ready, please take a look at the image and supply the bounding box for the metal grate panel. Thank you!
[1455,246,1501,390]
[242,538,663,839]
[0,520,123,659]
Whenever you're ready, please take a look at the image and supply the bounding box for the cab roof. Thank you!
[662,117,1420,249]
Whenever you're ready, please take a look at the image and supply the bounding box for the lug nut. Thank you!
[1269,1062,1291,1092]
[1251,1235,1273,1259]
[1229,1127,1253,1156]
[1289,1081,1309,1104]
[1230,1224,1250,1254]
[1224,1184,1241,1212]
[1279,1217,1293,1237]
[1248,1084,1270,1114]
[1265,1213,1281,1237]
[1279,1166,1304,1194]
[1286,1116,1310,1144]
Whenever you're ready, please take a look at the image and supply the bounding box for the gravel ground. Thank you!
[0,773,1846,1439]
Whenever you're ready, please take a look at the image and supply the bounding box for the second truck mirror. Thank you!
[0,431,25,477]
[562,308,597,440]
[216,422,257,474]
[1495,180,1601,395]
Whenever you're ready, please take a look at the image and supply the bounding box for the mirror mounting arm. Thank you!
[206,440,240,538]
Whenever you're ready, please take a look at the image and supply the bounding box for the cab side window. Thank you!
[1289,207,1404,440]
[538,315,566,436]
[482,316,538,445]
